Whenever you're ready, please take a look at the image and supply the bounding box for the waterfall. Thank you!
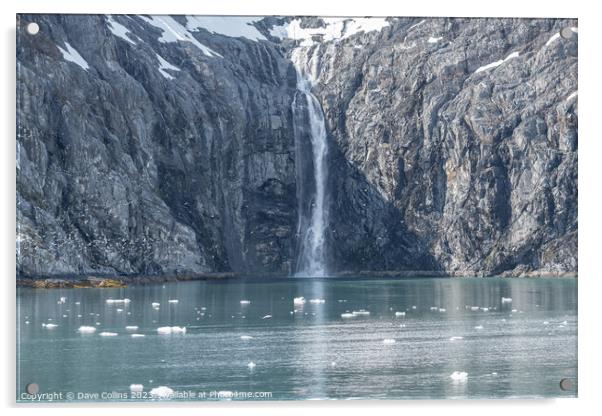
[291,46,329,277]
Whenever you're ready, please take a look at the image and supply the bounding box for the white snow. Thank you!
[270,18,390,47]
[450,371,468,382]
[546,32,561,46]
[156,54,180,80]
[77,326,96,334]
[125,325,139,331]
[57,42,90,71]
[99,332,118,337]
[566,91,578,101]
[107,15,136,44]
[449,336,464,341]
[475,51,520,73]
[408,19,426,30]
[186,16,266,41]
[150,386,174,399]
[439,308,446,313]
[129,384,144,392]
[474,325,484,330]
[382,338,396,345]
[293,297,306,305]
[427,36,443,43]
[139,15,221,57]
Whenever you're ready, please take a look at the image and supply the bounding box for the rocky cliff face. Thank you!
[16,15,577,278]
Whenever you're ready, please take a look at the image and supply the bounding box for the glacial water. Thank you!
[17,277,577,402]
[291,46,329,277]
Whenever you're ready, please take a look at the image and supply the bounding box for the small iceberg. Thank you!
[59,296,67,304]
[501,297,512,303]
[449,336,464,341]
[309,299,325,304]
[261,315,272,319]
[129,384,143,393]
[43,323,58,329]
[450,371,468,382]
[395,311,406,317]
[240,300,251,305]
[77,326,96,334]
[439,308,446,313]
[341,313,355,319]
[293,297,306,305]
[247,361,256,370]
[481,307,489,312]
[106,298,130,304]
[99,332,118,337]
[150,386,174,399]
[352,310,370,316]
[470,306,479,311]
[151,302,160,308]
[168,299,179,304]
[429,306,438,311]
[474,325,484,330]
[240,335,253,340]
[382,338,396,345]
[131,334,145,338]
[157,326,186,335]
[125,326,139,331]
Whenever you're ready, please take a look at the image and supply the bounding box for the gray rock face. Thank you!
[16,15,577,277]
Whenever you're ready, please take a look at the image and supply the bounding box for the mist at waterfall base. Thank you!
[292,47,329,278]
[17,277,577,401]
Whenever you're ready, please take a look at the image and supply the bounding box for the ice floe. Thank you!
[352,310,370,316]
[77,326,96,333]
[138,15,221,58]
[157,326,186,335]
[449,336,464,341]
[341,313,355,319]
[395,311,406,317]
[106,298,130,304]
[99,332,118,337]
[152,302,160,309]
[107,15,136,44]
[125,326,139,331]
[309,299,325,304]
[156,54,180,80]
[168,299,179,304]
[382,338,396,345]
[43,323,58,329]
[247,361,256,370]
[293,297,306,305]
[450,371,468,382]
[474,325,484,330]
[240,335,253,340]
[57,42,90,71]
[475,51,519,73]
[185,16,266,41]
[129,384,143,392]
[501,297,512,303]
[150,386,174,399]
[261,315,272,319]
[240,300,251,305]
[131,334,145,338]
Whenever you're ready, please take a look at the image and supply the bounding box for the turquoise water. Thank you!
[17,277,577,401]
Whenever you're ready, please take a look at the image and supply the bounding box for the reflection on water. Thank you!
[17,277,577,401]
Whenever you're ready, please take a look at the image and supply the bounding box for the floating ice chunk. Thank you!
[501,297,512,303]
[59,296,67,304]
[240,300,251,305]
[382,338,396,345]
[395,311,406,317]
[439,308,446,312]
[341,313,355,319]
[150,386,174,399]
[427,36,443,43]
[157,326,186,335]
[331,361,337,367]
[449,336,464,341]
[99,332,118,337]
[261,315,272,319]
[57,42,90,71]
[240,335,253,340]
[293,297,306,305]
[352,310,370,316]
[471,306,480,311]
[309,299,325,304]
[129,384,144,392]
[450,371,468,382]
[107,15,136,44]
[78,326,96,333]
[75,302,80,305]
[125,326,139,331]
[44,323,58,329]
[481,307,489,312]
[474,325,484,330]
[106,298,130,304]
[511,309,518,313]
[131,334,145,338]
[247,361,256,370]
[116,309,123,313]
[25,321,30,324]
[429,306,438,311]
[168,299,179,304]
[152,302,160,309]
[475,51,519,73]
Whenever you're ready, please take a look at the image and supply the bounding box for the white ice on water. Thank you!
[150,386,174,399]
[125,326,139,331]
[309,299,325,304]
[77,326,96,333]
[157,326,186,335]
[341,313,354,319]
[240,300,251,305]
[99,332,118,337]
[382,338,396,345]
[395,311,406,317]
[261,315,272,319]
[293,297,306,305]
[240,335,253,340]
[57,42,90,71]
[131,334,145,338]
[450,371,468,382]
[501,297,512,303]
[106,298,130,304]
[247,361,256,370]
[129,384,143,392]
[43,323,58,329]
[168,299,179,304]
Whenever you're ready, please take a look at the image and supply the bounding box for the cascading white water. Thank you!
[291,47,329,277]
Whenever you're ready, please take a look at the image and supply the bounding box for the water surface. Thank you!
[17,277,577,401]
